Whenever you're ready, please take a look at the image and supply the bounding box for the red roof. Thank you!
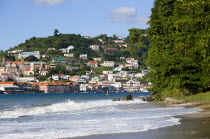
[0,82,15,84]
[88,61,97,64]
[6,61,22,64]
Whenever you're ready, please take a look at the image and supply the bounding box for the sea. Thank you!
[0,92,199,139]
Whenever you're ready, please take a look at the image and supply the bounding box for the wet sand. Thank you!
[68,109,210,139]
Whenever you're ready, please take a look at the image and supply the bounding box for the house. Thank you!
[15,77,37,82]
[113,40,124,43]
[123,79,142,92]
[87,84,102,92]
[102,71,113,74]
[101,61,114,68]
[52,74,65,81]
[135,73,143,78]
[19,51,40,59]
[48,48,56,51]
[93,58,102,61]
[59,45,74,53]
[52,57,68,63]
[0,73,13,81]
[64,53,74,57]
[80,84,87,92]
[120,57,125,61]
[69,76,80,82]
[126,58,135,63]
[90,45,100,50]
[0,82,22,94]
[142,70,149,76]
[66,66,80,71]
[31,82,74,93]
[87,61,98,67]
[79,54,87,59]
[8,50,23,54]
[23,68,36,76]
[117,44,128,47]
[83,36,91,39]
[125,63,139,69]
[105,48,117,54]
[108,74,121,81]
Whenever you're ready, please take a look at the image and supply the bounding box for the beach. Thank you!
[71,106,210,139]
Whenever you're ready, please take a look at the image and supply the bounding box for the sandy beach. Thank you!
[70,105,210,139]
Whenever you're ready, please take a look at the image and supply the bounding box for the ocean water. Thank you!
[0,92,199,139]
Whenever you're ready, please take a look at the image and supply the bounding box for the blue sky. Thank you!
[0,0,154,51]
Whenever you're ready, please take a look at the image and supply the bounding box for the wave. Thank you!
[0,99,147,118]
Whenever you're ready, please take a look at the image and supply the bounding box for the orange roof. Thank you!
[70,76,79,79]
[88,61,97,64]
[89,84,99,87]
[0,71,7,74]
[24,68,31,71]
[0,82,15,84]
[6,61,22,64]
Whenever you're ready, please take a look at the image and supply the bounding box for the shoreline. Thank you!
[67,102,210,139]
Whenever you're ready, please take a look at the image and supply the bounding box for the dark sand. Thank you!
[68,110,210,139]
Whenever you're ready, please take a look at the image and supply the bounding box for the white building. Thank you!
[64,53,74,57]
[102,71,113,74]
[79,54,87,59]
[101,61,114,68]
[59,45,74,53]
[19,51,40,59]
[93,58,102,61]
[108,74,121,81]
[90,45,100,50]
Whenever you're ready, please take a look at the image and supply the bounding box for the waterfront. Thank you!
[0,92,200,139]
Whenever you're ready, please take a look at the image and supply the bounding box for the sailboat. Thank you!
[106,90,109,95]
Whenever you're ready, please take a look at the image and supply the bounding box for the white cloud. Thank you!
[34,0,67,5]
[110,7,137,22]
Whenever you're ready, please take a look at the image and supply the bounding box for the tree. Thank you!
[25,55,39,62]
[147,0,210,97]
[54,29,59,36]
[128,28,150,65]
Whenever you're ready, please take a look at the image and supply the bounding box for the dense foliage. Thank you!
[128,28,150,66]
[147,0,210,97]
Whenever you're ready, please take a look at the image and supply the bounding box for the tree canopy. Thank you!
[147,0,210,97]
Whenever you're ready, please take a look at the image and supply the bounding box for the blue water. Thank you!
[0,92,199,139]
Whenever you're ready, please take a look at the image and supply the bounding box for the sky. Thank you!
[0,0,154,51]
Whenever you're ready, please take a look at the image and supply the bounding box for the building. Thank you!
[59,45,74,53]
[87,61,98,67]
[93,58,102,61]
[69,76,80,82]
[18,51,40,59]
[90,45,100,50]
[64,53,74,57]
[8,50,23,54]
[101,61,114,68]
[52,57,68,63]
[113,40,124,43]
[79,54,88,59]
[0,82,23,94]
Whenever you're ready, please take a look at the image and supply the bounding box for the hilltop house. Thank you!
[113,40,124,43]
[89,45,100,50]
[19,51,40,59]
[59,45,74,53]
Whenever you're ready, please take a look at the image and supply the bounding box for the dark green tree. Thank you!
[25,55,39,62]
[147,0,210,97]
[54,29,59,36]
